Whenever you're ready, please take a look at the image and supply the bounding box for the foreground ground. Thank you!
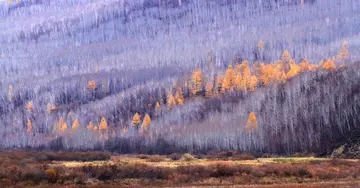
[0,151,360,187]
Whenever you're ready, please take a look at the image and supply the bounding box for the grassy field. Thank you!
[1,151,360,187]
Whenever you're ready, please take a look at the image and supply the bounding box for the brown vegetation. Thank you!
[0,152,359,187]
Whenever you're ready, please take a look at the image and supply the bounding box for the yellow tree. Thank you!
[175,88,184,106]
[47,104,57,113]
[99,117,108,130]
[337,41,350,59]
[299,59,310,71]
[215,74,223,95]
[27,119,32,133]
[88,80,97,90]
[26,101,33,112]
[286,60,301,78]
[132,113,141,128]
[8,84,13,102]
[87,121,94,130]
[222,65,235,92]
[142,114,151,131]
[322,60,336,71]
[192,69,202,95]
[71,119,80,131]
[167,92,176,111]
[245,112,258,132]
[280,49,291,62]
[60,119,68,133]
[257,40,264,51]
[249,76,258,91]
[239,61,251,90]
[234,73,242,90]
[205,82,213,97]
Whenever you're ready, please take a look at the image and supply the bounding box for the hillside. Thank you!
[0,0,360,156]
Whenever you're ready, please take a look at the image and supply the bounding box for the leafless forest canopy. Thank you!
[1,0,360,154]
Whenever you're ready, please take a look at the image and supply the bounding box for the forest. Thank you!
[1,0,360,156]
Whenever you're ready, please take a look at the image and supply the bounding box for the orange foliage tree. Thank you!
[71,119,80,132]
[245,112,258,132]
[27,119,32,133]
[132,113,141,128]
[8,84,13,102]
[322,60,336,71]
[175,88,184,105]
[142,114,151,131]
[87,121,94,130]
[280,49,291,62]
[222,65,235,92]
[215,74,224,95]
[99,117,108,130]
[167,92,176,111]
[26,101,33,112]
[192,69,202,95]
[337,41,350,59]
[88,80,97,90]
[205,82,213,97]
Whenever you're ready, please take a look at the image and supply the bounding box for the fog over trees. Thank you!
[0,0,360,154]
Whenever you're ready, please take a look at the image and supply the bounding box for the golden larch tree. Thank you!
[27,119,32,133]
[175,88,184,106]
[215,74,224,95]
[222,65,235,92]
[47,104,57,113]
[8,84,13,102]
[239,61,251,90]
[123,127,127,135]
[132,113,141,127]
[26,101,33,112]
[299,59,310,71]
[245,112,258,132]
[142,114,151,131]
[280,49,291,62]
[167,92,176,111]
[249,75,258,91]
[337,41,350,59]
[322,60,336,71]
[87,121,94,130]
[88,80,97,90]
[286,60,301,78]
[257,40,264,50]
[205,82,213,97]
[93,125,98,131]
[71,119,80,131]
[60,120,68,132]
[191,69,202,95]
[99,117,108,130]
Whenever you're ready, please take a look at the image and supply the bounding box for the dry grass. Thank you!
[1,151,360,187]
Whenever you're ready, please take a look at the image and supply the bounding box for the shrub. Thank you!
[147,155,167,162]
[136,154,149,159]
[180,153,196,161]
[45,168,57,182]
[169,153,182,161]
